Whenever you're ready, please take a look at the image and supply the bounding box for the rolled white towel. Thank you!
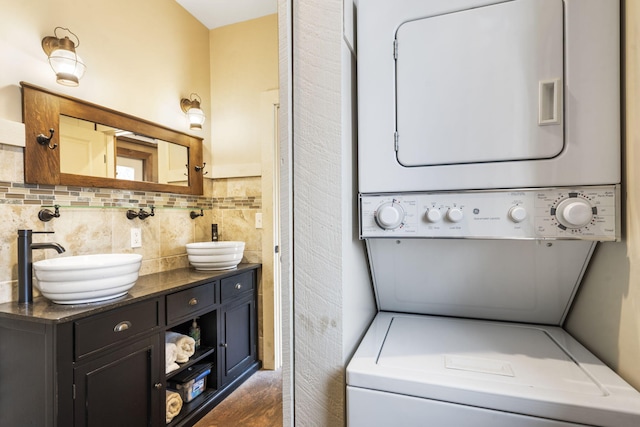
[166,362,180,374]
[166,390,183,424]
[166,343,178,365]
[165,331,195,363]
[166,342,180,373]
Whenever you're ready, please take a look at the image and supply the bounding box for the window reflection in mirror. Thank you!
[59,115,189,186]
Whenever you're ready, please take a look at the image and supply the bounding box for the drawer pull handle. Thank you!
[235,283,242,290]
[188,298,198,306]
[113,321,131,332]
[154,383,163,390]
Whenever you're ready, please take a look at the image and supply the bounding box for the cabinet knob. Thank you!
[235,283,242,290]
[113,321,131,332]
[188,298,198,306]
[220,343,228,348]
[154,383,163,390]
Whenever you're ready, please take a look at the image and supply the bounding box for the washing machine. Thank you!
[348,313,640,426]
[348,0,640,425]
[347,237,640,426]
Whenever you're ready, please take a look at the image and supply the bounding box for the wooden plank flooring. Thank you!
[193,369,283,427]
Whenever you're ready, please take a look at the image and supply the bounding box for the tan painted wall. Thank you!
[209,15,279,178]
[0,0,215,300]
[565,0,640,390]
[0,0,211,151]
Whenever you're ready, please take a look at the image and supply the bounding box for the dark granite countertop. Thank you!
[0,263,261,324]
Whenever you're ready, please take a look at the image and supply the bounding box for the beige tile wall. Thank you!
[0,142,263,304]
[210,176,263,264]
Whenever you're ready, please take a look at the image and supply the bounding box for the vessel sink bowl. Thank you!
[186,242,245,271]
[33,253,143,304]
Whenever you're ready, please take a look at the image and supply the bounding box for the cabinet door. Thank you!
[74,335,162,427]
[219,296,256,386]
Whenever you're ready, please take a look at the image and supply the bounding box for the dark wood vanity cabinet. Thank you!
[0,265,260,427]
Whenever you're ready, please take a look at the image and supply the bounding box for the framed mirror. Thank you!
[21,82,204,195]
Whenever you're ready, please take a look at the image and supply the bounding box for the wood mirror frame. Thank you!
[21,82,204,195]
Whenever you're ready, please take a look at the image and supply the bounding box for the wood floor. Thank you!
[193,369,283,427]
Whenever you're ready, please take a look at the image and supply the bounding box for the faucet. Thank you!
[17,229,66,304]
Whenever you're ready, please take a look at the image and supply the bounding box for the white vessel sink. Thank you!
[186,241,245,271]
[33,253,143,304]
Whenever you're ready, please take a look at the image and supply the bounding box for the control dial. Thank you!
[375,202,405,230]
[425,209,442,223]
[508,205,527,223]
[554,197,594,229]
[446,207,463,223]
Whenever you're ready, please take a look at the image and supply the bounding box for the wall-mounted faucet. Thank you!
[38,205,61,222]
[17,229,66,304]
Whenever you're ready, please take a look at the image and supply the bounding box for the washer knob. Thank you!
[425,209,442,223]
[375,202,405,230]
[508,205,527,223]
[555,198,593,229]
[446,207,463,223]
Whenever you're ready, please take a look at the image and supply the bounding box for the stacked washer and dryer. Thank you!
[347,0,640,426]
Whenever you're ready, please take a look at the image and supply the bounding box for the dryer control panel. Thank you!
[360,186,619,241]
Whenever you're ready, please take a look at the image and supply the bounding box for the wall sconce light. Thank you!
[180,93,206,130]
[41,27,86,87]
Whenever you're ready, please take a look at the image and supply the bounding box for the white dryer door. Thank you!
[395,0,564,166]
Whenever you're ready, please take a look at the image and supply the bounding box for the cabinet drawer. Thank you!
[166,283,216,324]
[75,299,159,359]
[221,271,254,302]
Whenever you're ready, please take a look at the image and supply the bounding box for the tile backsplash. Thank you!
[0,142,263,304]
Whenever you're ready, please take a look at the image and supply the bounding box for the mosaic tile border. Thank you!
[213,196,261,210]
[0,181,261,210]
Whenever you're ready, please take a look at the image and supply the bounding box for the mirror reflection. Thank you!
[22,81,204,195]
[60,115,189,186]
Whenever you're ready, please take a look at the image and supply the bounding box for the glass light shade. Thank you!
[48,48,86,87]
[187,107,206,130]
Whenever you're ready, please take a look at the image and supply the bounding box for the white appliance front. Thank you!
[358,0,620,193]
[347,313,640,427]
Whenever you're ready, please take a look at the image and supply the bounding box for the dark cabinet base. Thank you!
[0,264,261,427]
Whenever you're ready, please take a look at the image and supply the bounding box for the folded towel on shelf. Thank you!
[166,343,180,374]
[166,390,183,424]
[165,331,196,363]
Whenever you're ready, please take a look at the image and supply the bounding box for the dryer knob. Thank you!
[375,202,405,230]
[425,209,442,223]
[556,198,593,229]
[446,207,463,223]
[508,205,527,223]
